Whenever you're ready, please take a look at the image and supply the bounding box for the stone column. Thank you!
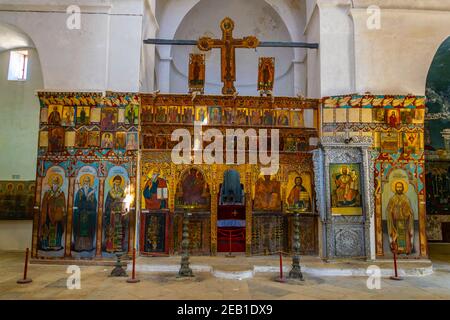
[158,57,172,93]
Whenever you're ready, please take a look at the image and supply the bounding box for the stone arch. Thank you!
[156,0,306,95]
[0,21,44,84]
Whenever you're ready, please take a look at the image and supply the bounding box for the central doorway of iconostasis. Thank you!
[217,169,246,253]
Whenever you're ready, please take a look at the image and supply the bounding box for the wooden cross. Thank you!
[197,17,259,95]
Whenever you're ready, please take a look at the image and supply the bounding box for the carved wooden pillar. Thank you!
[128,177,137,256]
[210,165,218,255]
[419,194,427,257]
[31,177,43,258]
[245,192,252,256]
[210,189,218,256]
[64,177,75,258]
[245,168,252,256]
[95,177,105,258]
[169,163,177,254]
[375,193,383,256]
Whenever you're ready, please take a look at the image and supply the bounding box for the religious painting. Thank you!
[142,134,155,149]
[291,110,305,128]
[386,109,400,128]
[101,108,118,131]
[38,166,68,257]
[40,108,48,124]
[166,106,179,124]
[155,133,167,150]
[142,169,168,210]
[285,172,312,213]
[330,163,362,215]
[235,108,248,125]
[143,212,166,253]
[89,107,101,123]
[142,105,153,122]
[101,132,115,149]
[295,136,309,152]
[126,132,138,151]
[380,132,399,153]
[87,131,100,147]
[176,168,210,209]
[196,106,208,124]
[155,106,167,123]
[75,130,89,148]
[223,107,235,125]
[0,181,35,220]
[208,106,222,125]
[72,166,98,258]
[403,132,420,155]
[47,105,63,125]
[182,106,194,123]
[48,127,65,152]
[39,131,48,147]
[76,106,91,125]
[283,136,296,152]
[382,169,419,255]
[102,166,130,255]
[401,109,414,124]
[412,109,425,124]
[253,175,281,211]
[115,132,126,150]
[189,53,205,93]
[125,103,139,125]
[64,131,75,148]
[258,57,275,92]
[277,110,290,126]
[61,106,75,126]
[249,109,262,126]
[220,169,244,205]
[118,108,125,124]
[263,109,274,126]
[372,108,385,123]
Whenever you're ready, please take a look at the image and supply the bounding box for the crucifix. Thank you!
[197,17,259,95]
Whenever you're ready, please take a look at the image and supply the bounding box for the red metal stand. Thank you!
[126,248,140,283]
[390,242,403,281]
[17,248,32,284]
[275,251,286,283]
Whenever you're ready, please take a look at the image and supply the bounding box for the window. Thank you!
[8,50,29,81]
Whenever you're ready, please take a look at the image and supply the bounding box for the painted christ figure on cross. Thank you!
[197,17,259,95]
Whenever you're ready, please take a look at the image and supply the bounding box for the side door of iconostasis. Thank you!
[139,159,172,255]
[32,92,138,260]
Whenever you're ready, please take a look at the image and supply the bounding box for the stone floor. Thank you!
[0,244,449,300]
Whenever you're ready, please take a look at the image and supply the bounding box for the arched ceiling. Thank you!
[168,0,299,88]
[156,0,305,58]
[0,22,35,53]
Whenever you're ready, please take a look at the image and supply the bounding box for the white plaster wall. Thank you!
[0,220,32,251]
[0,0,144,92]
[316,0,355,97]
[140,0,158,92]
[0,48,42,254]
[305,5,321,99]
[351,7,450,96]
[0,48,42,180]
